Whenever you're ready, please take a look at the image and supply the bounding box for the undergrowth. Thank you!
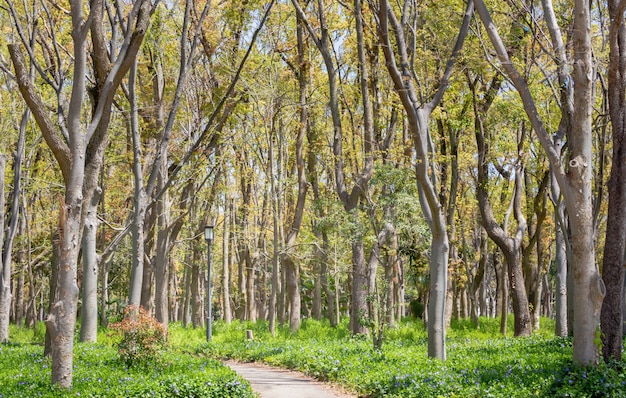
[201,317,626,398]
[0,323,254,398]
[3,316,625,397]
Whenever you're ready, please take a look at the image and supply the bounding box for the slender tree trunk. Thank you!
[169,258,178,323]
[15,270,24,327]
[1,107,28,340]
[494,252,508,335]
[281,11,310,333]
[140,206,157,313]
[552,173,569,337]
[154,167,171,326]
[222,197,232,324]
[246,251,257,323]
[191,249,203,328]
[600,0,626,362]
[385,257,395,327]
[182,254,192,326]
[312,270,322,320]
[79,189,100,342]
[99,258,110,328]
[320,233,337,326]
[0,155,7,335]
[523,172,549,331]
[0,154,7,342]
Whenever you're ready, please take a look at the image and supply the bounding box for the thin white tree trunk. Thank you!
[0,154,7,342]
[79,189,100,342]
[154,165,170,326]
[222,197,232,324]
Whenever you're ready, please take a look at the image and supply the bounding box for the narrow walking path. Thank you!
[226,361,355,398]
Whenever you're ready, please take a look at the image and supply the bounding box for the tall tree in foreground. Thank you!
[600,0,626,362]
[376,0,474,360]
[8,0,153,387]
[474,0,605,365]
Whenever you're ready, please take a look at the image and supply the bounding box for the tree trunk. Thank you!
[79,189,100,342]
[245,250,257,323]
[494,252,508,335]
[182,254,192,326]
[169,258,178,323]
[284,255,301,332]
[523,172,549,331]
[222,197,232,324]
[0,154,7,342]
[154,169,171,326]
[1,106,28,340]
[350,241,368,334]
[320,233,337,326]
[100,257,111,328]
[552,170,569,337]
[280,10,310,333]
[191,249,203,328]
[312,271,322,320]
[15,269,24,327]
[600,0,626,362]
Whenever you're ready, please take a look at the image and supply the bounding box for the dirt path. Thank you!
[226,361,355,398]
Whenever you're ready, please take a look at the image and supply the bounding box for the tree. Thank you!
[0,154,5,340]
[474,0,606,365]
[469,71,532,336]
[0,78,29,345]
[8,0,154,386]
[376,0,474,360]
[289,0,377,335]
[600,0,626,362]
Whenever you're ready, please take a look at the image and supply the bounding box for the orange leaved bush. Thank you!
[109,305,166,367]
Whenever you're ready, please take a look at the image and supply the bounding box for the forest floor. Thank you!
[226,360,355,398]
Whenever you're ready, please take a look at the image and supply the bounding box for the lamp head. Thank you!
[204,224,214,241]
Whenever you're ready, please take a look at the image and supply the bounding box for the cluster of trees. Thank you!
[1,0,625,388]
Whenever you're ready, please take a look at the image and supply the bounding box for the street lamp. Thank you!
[204,224,214,342]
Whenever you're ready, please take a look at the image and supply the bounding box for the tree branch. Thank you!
[8,44,71,182]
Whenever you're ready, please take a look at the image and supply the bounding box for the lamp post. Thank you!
[204,224,214,342]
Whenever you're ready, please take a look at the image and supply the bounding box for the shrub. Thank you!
[109,305,166,367]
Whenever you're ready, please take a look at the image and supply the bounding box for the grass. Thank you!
[203,316,626,398]
[0,323,255,398]
[3,317,625,397]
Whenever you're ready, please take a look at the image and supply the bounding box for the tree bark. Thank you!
[154,163,170,326]
[0,154,7,342]
[191,252,203,328]
[495,252,508,335]
[600,0,626,362]
[222,197,232,324]
[79,188,100,342]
